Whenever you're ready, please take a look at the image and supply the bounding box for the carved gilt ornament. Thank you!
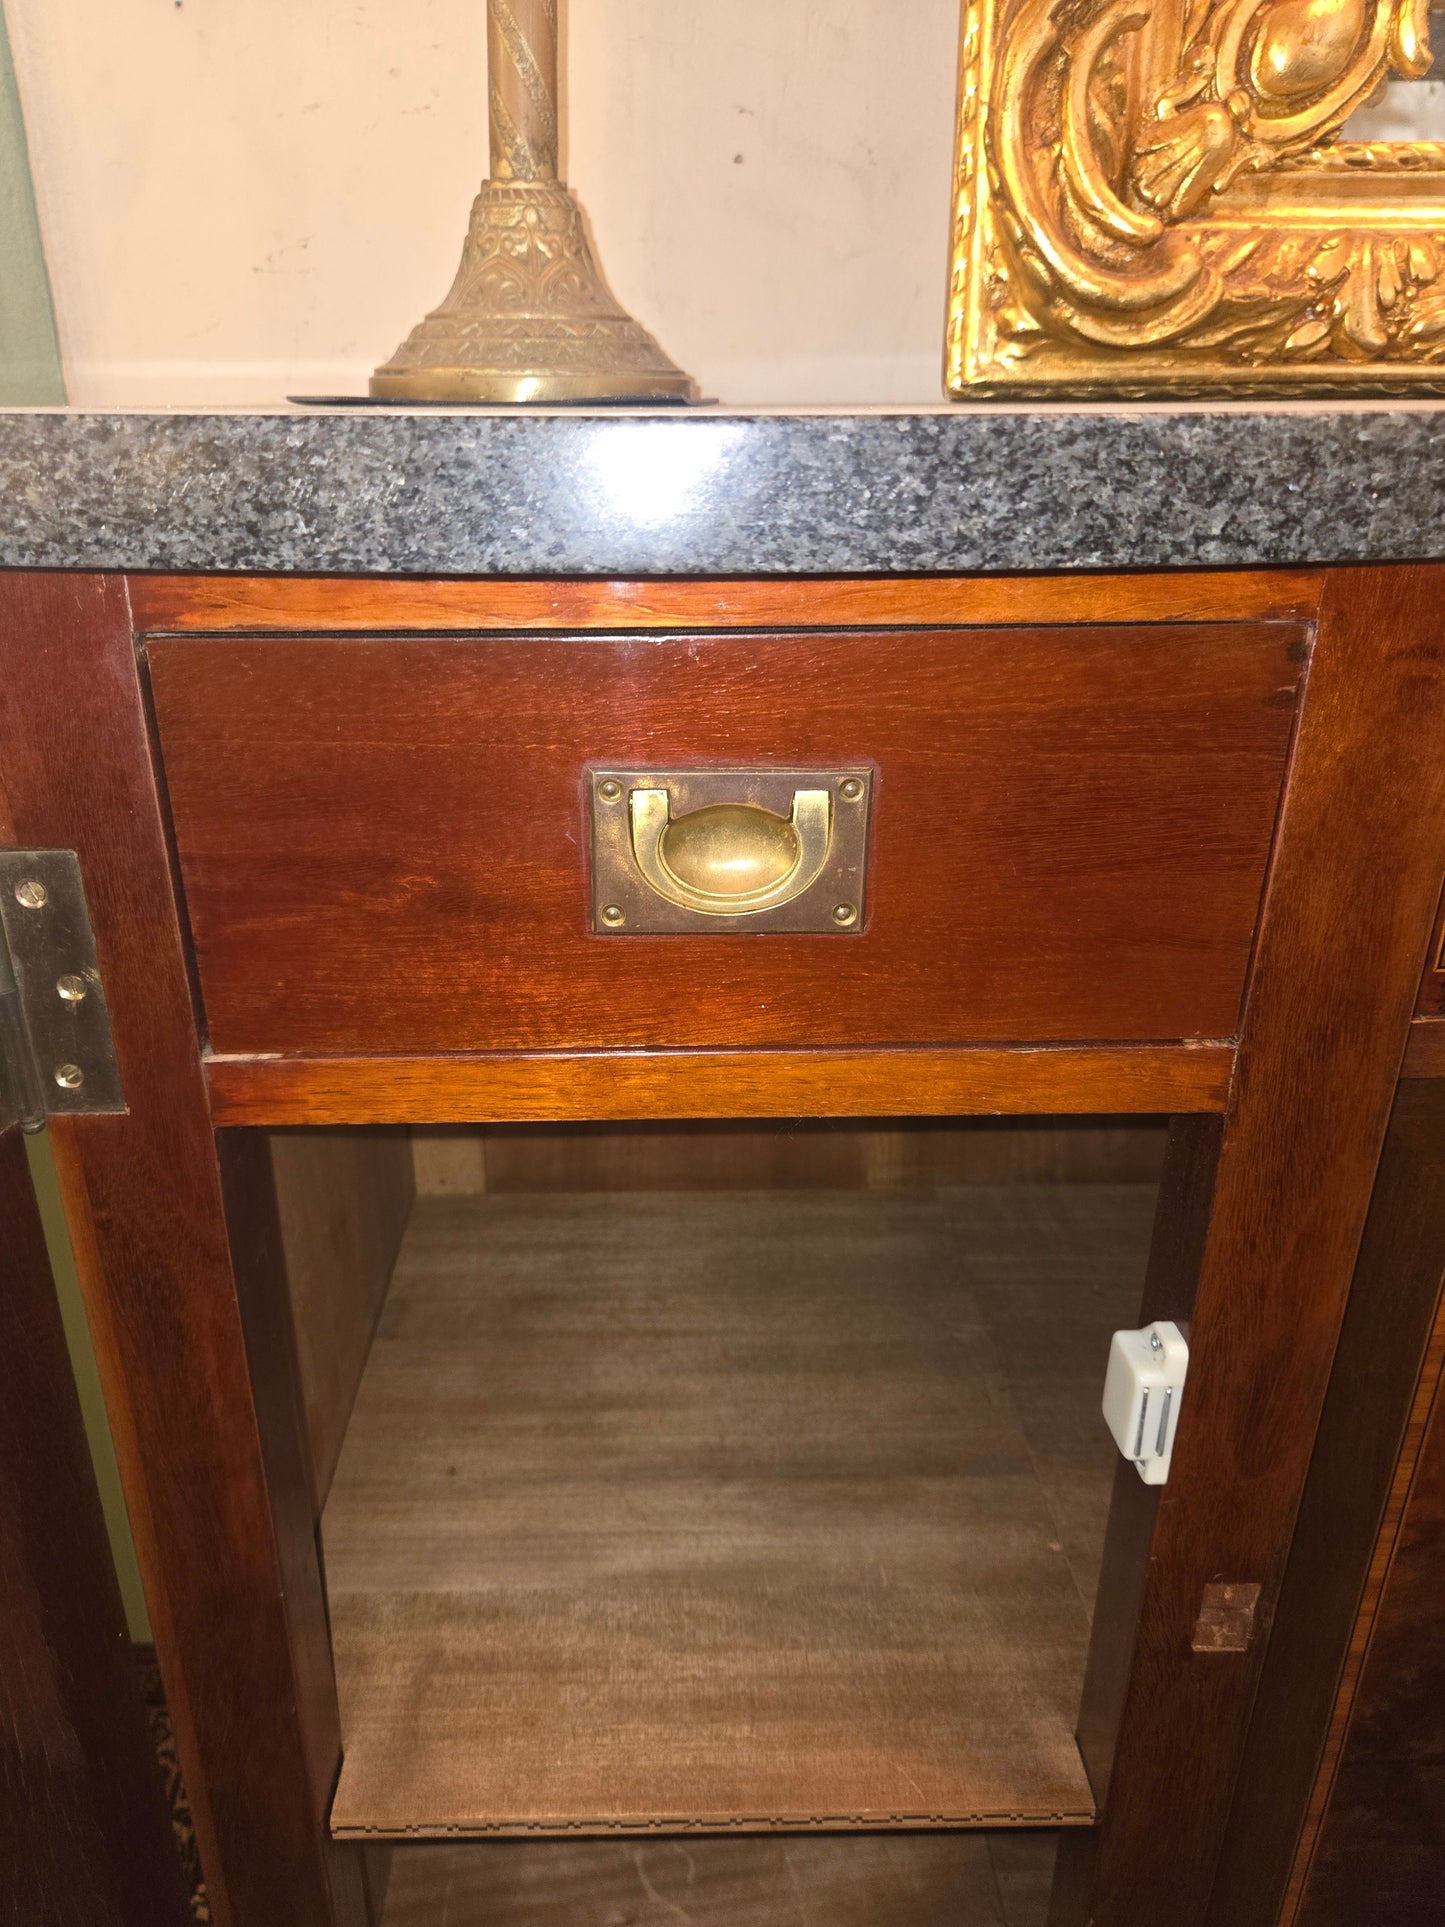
[946,0,1445,392]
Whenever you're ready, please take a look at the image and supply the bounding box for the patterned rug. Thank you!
[136,1650,211,1922]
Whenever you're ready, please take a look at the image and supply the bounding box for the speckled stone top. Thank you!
[0,404,1442,576]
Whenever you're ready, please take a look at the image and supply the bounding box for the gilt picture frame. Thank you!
[945,0,1445,394]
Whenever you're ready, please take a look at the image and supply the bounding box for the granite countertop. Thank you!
[0,403,1442,577]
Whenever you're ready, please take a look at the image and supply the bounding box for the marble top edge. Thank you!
[1,404,1442,575]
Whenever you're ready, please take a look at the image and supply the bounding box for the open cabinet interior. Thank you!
[270,1119,1169,1927]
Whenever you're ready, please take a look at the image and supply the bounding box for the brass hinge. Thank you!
[0,852,124,1132]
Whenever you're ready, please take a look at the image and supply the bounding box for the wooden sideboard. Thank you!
[2,562,1442,1927]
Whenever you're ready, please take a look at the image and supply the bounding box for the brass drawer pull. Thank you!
[590,768,873,934]
[630,788,833,916]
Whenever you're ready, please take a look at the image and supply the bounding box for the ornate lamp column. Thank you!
[372,0,697,402]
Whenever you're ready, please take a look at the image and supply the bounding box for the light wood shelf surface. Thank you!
[325,1186,1153,1839]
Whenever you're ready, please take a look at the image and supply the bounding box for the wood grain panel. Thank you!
[1297,1763,1445,1927]
[1035,565,1445,1927]
[0,573,367,1927]
[129,570,1325,636]
[0,1126,191,1927]
[411,1126,491,1195]
[149,625,1303,1056]
[1215,1080,1445,1927]
[466,1118,1170,1194]
[323,1189,1145,1838]
[206,1044,1235,1128]
[1294,1263,1445,1927]
[376,1834,1045,1927]
[270,1130,414,1512]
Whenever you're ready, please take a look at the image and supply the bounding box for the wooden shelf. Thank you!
[325,1187,1153,1840]
[378,1832,1061,1927]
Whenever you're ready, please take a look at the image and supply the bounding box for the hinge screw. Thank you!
[14,878,48,909]
[56,973,88,1004]
[54,1063,85,1090]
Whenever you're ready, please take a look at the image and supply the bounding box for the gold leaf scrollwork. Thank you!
[948,0,1445,390]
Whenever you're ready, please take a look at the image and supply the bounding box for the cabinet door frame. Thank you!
[0,1120,191,1926]
[1214,1077,1445,1927]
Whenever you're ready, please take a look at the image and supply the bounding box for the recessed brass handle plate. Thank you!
[590,768,873,934]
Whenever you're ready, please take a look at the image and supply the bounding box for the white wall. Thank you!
[1345,75,1445,140]
[4,3,1441,410]
[3,1,962,407]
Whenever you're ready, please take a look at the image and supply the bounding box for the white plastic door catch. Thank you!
[1102,1320,1189,1485]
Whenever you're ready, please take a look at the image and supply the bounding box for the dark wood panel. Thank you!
[1212,1079,1445,1926]
[1297,1762,1445,1926]
[0,573,367,1927]
[0,1126,191,1927]
[271,1130,414,1512]
[149,624,1303,1055]
[1404,1019,1445,1076]
[1287,1087,1445,1926]
[377,1833,1032,1927]
[129,569,1325,635]
[205,1044,1235,1127]
[1068,565,1445,1927]
[1343,1381,1445,1761]
[1294,1344,1445,1927]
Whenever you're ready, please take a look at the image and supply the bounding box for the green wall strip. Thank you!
[0,8,65,403]
[27,1134,152,1641]
[2,13,146,1637]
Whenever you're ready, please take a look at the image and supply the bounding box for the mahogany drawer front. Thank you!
[146,624,1304,1057]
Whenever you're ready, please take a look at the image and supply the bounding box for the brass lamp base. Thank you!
[371,180,698,404]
